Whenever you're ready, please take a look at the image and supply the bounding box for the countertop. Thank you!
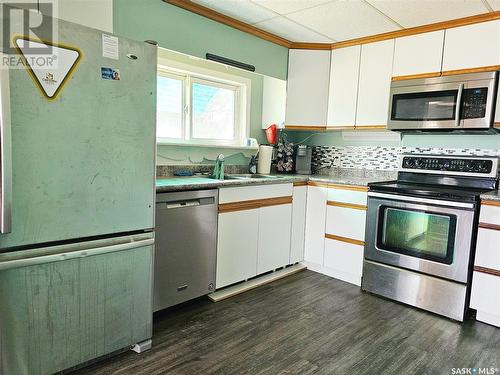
[481,189,500,202]
[155,172,395,193]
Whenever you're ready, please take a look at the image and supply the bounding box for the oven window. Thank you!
[391,90,458,121]
[377,207,456,264]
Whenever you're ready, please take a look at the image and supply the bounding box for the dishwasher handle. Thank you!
[158,196,216,209]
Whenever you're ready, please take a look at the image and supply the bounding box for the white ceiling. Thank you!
[191,0,498,43]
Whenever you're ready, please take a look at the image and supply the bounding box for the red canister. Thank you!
[265,124,277,145]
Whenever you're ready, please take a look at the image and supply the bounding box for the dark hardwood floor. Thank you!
[73,270,500,375]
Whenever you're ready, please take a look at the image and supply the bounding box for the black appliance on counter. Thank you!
[294,145,312,175]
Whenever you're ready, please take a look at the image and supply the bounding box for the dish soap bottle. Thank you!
[249,155,257,174]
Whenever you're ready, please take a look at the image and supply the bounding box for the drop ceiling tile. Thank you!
[191,0,278,24]
[255,16,334,42]
[287,1,400,41]
[367,0,490,28]
[485,0,500,10]
[252,0,333,15]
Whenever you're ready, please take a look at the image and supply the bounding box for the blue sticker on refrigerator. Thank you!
[101,67,120,80]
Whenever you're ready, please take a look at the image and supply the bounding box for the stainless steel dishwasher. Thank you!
[154,189,218,312]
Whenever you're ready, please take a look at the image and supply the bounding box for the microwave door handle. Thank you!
[455,83,464,127]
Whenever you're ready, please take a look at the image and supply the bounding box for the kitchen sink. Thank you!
[225,174,283,180]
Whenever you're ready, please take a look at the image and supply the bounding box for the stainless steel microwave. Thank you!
[387,71,498,131]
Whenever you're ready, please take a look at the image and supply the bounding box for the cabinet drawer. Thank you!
[326,205,366,241]
[475,228,500,270]
[479,203,500,224]
[324,238,363,286]
[327,185,367,205]
[219,183,293,204]
[470,271,500,316]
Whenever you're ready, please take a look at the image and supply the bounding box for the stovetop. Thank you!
[368,180,494,203]
[369,154,499,203]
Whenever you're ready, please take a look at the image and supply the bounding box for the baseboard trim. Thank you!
[303,261,361,286]
[209,263,307,302]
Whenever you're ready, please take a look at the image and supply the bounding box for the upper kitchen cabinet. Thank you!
[442,20,500,73]
[356,39,395,127]
[392,31,445,79]
[262,76,287,129]
[285,49,331,128]
[327,45,361,128]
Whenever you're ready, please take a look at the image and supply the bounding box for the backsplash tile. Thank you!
[312,146,500,171]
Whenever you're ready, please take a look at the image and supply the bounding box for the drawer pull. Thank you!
[325,233,365,246]
[474,266,500,277]
[219,196,292,213]
[327,201,367,211]
[478,222,500,231]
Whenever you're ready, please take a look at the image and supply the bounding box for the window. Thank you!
[156,67,248,146]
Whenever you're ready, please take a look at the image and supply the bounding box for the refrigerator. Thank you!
[0,15,157,375]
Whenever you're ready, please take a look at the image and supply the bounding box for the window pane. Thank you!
[191,82,235,140]
[157,76,183,139]
[379,208,454,264]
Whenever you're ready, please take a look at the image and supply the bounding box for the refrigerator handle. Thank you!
[0,56,12,234]
[0,237,154,271]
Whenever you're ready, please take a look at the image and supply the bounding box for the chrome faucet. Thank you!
[211,154,225,180]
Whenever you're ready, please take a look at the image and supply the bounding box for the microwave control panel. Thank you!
[462,88,488,119]
[402,156,493,173]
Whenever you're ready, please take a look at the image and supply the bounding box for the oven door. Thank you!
[388,81,463,130]
[365,192,476,283]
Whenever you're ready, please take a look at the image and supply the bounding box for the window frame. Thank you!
[156,64,250,147]
[156,70,187,141]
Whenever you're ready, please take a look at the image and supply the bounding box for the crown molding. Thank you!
[165,0,292,48]
[164,1,500,52]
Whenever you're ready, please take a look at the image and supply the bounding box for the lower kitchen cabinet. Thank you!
[304,184,328,265]
[216,184,293,289]
[470,200,500,327]
[216,209,259,289]
[304,183,368,286]
[290,185,307,264]
[324,238,364,286]
[257,204,292,274]
[0,244,153,375]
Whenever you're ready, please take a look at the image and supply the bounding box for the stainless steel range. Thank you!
[362,154,499,321]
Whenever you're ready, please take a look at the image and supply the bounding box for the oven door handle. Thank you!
[368,192,475,209]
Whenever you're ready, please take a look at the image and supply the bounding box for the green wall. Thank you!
[113,0,287,166]
[113,0,288,79]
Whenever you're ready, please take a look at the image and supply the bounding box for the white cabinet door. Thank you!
[290,185,307,263]
[392,31,445,78]
[479,204,500,224]
[324,238,364,286]
[326,206,367,241]
[442,20,500,72]
[216,209,259,289]
[327,45,361,127]
[262,76,287,129]
[304,185,327,265]
[257,204,292,274]
[285,49,331,126]
[475,228,500,270]
[356,39,395,127]
[470,271,500,327]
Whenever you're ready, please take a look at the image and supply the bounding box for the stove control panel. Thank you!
[402,156,495,174]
